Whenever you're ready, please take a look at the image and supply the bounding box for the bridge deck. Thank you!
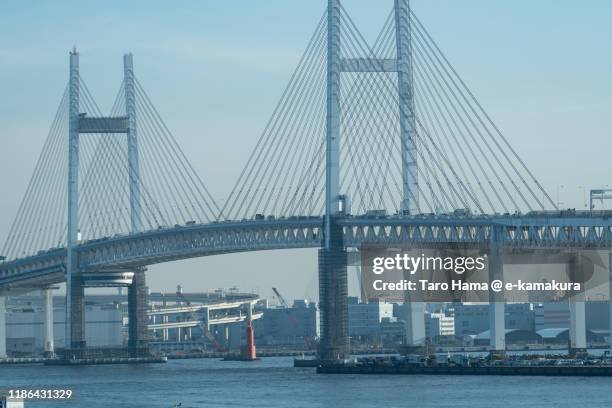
[1,213,611,290]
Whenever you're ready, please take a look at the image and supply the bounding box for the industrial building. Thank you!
[260,299,318,346]
[6,288,611,357]
[535,303,571,331]
[451,303,535,336]
[467,329,544,346]
[535,302,610,332]
[348,297,394,342]
[1,289,263,357]
[379,317,405,345]
[425,312,455,340]
[5,294,122,355]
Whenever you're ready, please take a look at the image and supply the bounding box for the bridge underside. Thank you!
[2,215,612,289]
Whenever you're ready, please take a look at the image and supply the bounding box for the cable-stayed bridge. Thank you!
[0,0,611,361]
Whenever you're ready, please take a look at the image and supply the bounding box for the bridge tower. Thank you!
[395,0,418,214]
[319,0,349,362]
[124,53,143,234]
[123,53,149,357]
[66,48,85,352]
[395,0,426,351]
[64,50,148,357]
[318,0,424,360]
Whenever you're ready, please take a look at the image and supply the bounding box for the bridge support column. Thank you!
[128,270,148,356]
[403,301,425,350]
[489,302,505,352]
[569,255,586,352]
[42,288,55,357]
[204,307,210,332]
[569,300,586,350]
[318,218,348,361]
[70,277,86,352]
[488,228,505,352]
[0,296,6,359]
[162,315,168,341]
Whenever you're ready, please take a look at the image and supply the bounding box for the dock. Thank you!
[0,357,47,365]
[44,356,167,366]
[317,362,612,376]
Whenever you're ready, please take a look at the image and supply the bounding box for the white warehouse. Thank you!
[6,302,122,355]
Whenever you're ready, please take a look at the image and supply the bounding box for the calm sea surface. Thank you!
[1,357,611,407]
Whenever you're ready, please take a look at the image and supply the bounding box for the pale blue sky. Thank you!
[1,1,611,301]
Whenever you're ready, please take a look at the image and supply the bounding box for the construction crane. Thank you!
[272,287,286,305]
[272,287,299,325]
[272,287,314,348]
[175,290,225,352]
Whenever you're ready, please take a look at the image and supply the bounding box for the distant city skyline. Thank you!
[1,0,611,301]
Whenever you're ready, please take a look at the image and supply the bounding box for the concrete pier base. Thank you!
[128,270,148,357]
[70,277,86,351]
[317,219,348,361]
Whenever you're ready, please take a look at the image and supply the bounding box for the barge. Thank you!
[294,358,320,367]
[317,362,612,376]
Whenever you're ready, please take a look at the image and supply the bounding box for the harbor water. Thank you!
[0,357,612,408]
[2,357,612,407]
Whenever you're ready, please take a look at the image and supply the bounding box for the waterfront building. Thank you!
[260,300,318,346]
[425,312,455,340]
[348,297,394,342]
